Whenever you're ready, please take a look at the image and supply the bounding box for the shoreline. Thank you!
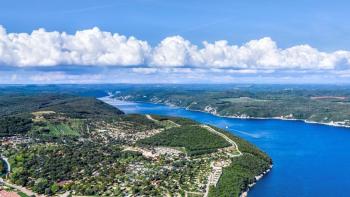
[107,96,350,129]
[240,165,273,197]
[102,96,274,196]
[206,112,350,129]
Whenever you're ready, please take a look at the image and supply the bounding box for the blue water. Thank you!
[104,98,350,197]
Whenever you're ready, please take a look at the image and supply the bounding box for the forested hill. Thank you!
[114,87,350,127]
[0,94,124,117]
[0,94,124,136]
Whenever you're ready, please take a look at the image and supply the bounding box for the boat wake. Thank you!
[230,128,264,138]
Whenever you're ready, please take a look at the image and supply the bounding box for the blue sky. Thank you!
[1,0,350,84]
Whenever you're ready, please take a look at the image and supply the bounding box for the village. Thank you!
[0,112,243,197]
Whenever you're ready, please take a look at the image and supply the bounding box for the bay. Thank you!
[102,97,350,197]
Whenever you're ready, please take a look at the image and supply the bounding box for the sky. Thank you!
[1,0,350,84]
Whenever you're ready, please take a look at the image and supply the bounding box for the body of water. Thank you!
[102,97,350,197]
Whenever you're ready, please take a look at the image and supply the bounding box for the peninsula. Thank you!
[0,93,271,197]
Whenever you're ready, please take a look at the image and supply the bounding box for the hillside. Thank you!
[0,94,124,137]
[114,87,350,127]
[0,93,271,197]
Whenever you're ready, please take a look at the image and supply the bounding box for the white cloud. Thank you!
[1,25,350,71]
[150,36,195,67]
[0,26,150,67]
[61,27,150,66]
[191,37,350,70]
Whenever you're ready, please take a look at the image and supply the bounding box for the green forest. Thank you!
[138,125,231,155]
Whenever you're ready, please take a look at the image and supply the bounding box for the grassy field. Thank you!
[18,192,30,197]
[47,122,81,137]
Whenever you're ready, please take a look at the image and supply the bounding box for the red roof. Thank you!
[0,190,20,197]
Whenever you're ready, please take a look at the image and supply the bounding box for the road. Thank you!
[200,124,242,156]
[0,155,37,196]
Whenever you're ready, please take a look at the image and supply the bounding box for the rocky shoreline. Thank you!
[151,99,350,129]
[240,165,273,197]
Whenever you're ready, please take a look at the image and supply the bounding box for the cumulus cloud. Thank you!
[1,25,350,71]
[0,26,150,67]
[150,36,197,67]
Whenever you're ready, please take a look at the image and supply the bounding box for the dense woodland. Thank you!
[138,125,231,155]
[0,116,32,137]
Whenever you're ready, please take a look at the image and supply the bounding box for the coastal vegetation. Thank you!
[208,154,271,196]
[208,127,272,196]
[114,85,350,126]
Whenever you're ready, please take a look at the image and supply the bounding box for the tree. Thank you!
[33,178,49,194]
[51,183,60,194]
